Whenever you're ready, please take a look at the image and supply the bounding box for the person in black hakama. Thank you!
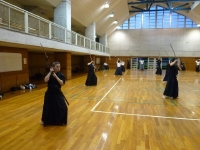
[127,60,130,69]
[180,61,186,71]
[163,60,171,82]
[85,61,97,86]
[163,58,181,99]
[139,58,144,71]
[103,62,109,70]
[155,58,162,75]
[41,62,68,126]
[121,60,125,72]
[114,58,122,75]
[195,59,200,72]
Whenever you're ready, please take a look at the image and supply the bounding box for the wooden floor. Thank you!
[1,69,200,150]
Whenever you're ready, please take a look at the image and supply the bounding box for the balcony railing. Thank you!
[0,0,110,54]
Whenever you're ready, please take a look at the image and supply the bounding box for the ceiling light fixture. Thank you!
[109,12,114,17]
[113,20,118,24]
[117,26,120,29]
[104,2,109,8]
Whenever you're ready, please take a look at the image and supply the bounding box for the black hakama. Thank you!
[155,60,162,75]
[42,72,68,126]
[181,66,186,71]
[196,65,199,72]
[127,61,130,69]
[104,65,109,70]
[181,63,186,71]
[163,65,179,98]
[163,64,170,82]
[121,65,125,72]
[85,64,97,86]
[115,67,122,75]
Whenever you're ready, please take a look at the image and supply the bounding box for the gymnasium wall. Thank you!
[0,46,29,93]
[180,57,200,71]
[71,55,84,73]
[28,52,54,78]
[108,28,200,57]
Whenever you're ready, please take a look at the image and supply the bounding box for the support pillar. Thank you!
[54,0,71,30]
[85,22,96,41]
[100,34,107,47]
[54,0,71,43]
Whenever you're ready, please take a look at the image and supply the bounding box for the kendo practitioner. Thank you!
[41,62,68,126]
[114,58,122,75]
[127,60,130,69]
[139,58,144,71]
[195,59,200,72]
[180,61,186,71]
[121,60,125,72]
[163,60,171,82]
[155,58,162,75]
[85,60,97,86]
[103,62,109,70]
[163,58,181,99]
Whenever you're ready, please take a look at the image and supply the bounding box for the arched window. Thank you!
[118,5,198,29]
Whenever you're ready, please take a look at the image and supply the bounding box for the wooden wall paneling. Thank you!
[180,57,197,71]
[28,52,54,77]
[38,53,47,76]
[80,56,84,71]
[84,55,92,72]
[108,56,118,69]
[66,53,72,79]
[1,74,17,92]
[38,54,45,69]
[0,46,29,93]
[72,55,84,73]
[100,56,106,69]
[28,53,39,78]
[95,56,101,69]
[48,54,54,66]
[54,52,66,70]
[16,72,29,86]
[54,52,71,79]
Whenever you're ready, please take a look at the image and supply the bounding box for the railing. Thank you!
[0,0,110,54]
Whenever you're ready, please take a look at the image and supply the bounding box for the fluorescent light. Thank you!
[104,2,109,8]
[197,24,200,27]
[113,20,117,24]
[109,12,114,17]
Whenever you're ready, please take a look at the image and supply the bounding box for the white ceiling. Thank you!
[4,0,200,37]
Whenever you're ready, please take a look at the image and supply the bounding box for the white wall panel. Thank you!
[108,28,200,57]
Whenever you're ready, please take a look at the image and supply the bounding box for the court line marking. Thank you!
[92,110,200,121]
[91,78,121,111]
[169,97,177,106]
[91,70,128,111]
